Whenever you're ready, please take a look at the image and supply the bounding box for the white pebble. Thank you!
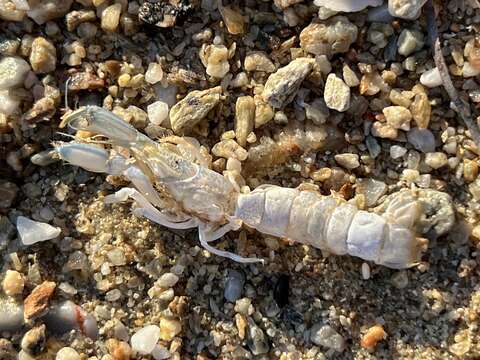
[131,325,161,355]
[314,0,382,12]
[0,90,20,115]
[463,62,480,78]
[324,73,351,112]
[390,145,407,159]
[16,216,61,245]
[147,101,169,126]
[0,57,31,90]
[361,263,371,280]
[56,347,80,360]
[155,273,179,288]
[145,63,164,84]
[151,345,171,360]
[420,67,442,88]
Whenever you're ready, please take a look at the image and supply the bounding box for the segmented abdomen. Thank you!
[235,185,421,269]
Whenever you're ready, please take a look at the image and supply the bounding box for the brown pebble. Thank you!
[106,339,132,360]
[24,281,56,320]
[361,325,387,350]
[68,71,105,91]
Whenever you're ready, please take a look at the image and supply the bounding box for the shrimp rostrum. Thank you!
[55,106,455,269]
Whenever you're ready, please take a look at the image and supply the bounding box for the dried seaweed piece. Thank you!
[425,0,480,147]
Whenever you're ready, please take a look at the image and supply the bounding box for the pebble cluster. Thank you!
[1,0,480,359]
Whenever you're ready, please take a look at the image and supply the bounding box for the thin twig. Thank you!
[425,0,480,147]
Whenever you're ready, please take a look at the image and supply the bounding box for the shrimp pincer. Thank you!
[54,106,455,269]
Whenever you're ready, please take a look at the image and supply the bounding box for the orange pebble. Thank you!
[361,325,387,350]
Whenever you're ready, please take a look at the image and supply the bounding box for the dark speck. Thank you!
[273,274,289,307]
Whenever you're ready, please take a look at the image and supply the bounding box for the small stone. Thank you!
[247,322,269,355]
[106,339,132,360]
[390,145,407,159]
[410,93,431,129]
[0,56,31,90]
[463,62,480,77]
[212,139,248,161]
[324,74,351,112]
[342,64,360,87]
[397,29,424,56]
[29,37,56,73]
[0,0,26,21]
[55,347,80,360]
[0,90,19,115]
[68,71,105,91]
[24,281,56,320]
[390,89,413,108]
[359,72,388,96]
[314,0,382,11]
[65,10,96,31]
[0,216,15,246]
[335,153,359,169]
[371,121,398,139]
[16,216,61,246]
[2,270,24,296]
[156,273,179,288]
[151,345,171,360]
[224,270,245,302]
[463,159,478,183]
[235,313,247,339]
[27,0,73,24]
[0,181,18,208]
[159,318,182,341]
[244,51,275,73]
[305,98,330,125]
[420,67,442,88]
[0,339,16,360]
[424,152,448,169]
[101,3,122,32]
[262,58,314,108]
[219,5,244,34]
[170,86,222,134]
[383,106,412,130]
[388,0,427,19]
[234,298,252,316]
[391,270,408,289]
[407,128,435,153]
[200,44,230,78]
[131,325,160,354]
[356,178,387,207]
[147,101,169,126]
[361,325,387,350]
[361,263,371,280]
[21,324,46,356]
[43,300,98,339]
[145,63,164,84]
[0,296,24,332]
[300,16,358,57]
[235,96,255,147]
[310,324,345,352]
[254,95,274,128]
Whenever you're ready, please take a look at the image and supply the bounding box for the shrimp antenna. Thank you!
[64,77,71,110]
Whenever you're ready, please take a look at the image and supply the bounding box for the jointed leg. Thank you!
[105,187,196,229]
[197,223,264,264]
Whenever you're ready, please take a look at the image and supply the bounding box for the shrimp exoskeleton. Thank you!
[54,106,454,269]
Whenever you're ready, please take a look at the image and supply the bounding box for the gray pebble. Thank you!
[224,270,245,302]
[247,321,269,355]
[310,324,345,352]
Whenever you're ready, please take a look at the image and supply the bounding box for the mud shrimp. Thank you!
[54,106,454,269]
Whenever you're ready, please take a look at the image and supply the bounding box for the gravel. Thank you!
[1,0,480,359]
